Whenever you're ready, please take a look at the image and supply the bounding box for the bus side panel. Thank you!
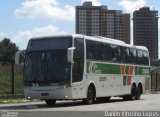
[71,74,92,99]
[85,62,150,98]
[132,75,150,93]
[85,74,131,97]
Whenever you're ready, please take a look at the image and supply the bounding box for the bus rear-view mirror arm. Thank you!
[67,47,75,64]
[15,50,26,65]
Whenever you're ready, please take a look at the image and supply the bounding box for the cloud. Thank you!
[81,0,101,6]
[0,32,7,40]
[14,0,75,21]
[119,0,147,13]
[2,25,68,49]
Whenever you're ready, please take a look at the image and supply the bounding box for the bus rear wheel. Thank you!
[123,85,138,101]
[130,85,137,100]
[136,85,142,100]
[82,86,95,104]
[45,99,56,106]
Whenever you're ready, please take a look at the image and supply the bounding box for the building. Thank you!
[133,7,158,59]
[76,1,130,44]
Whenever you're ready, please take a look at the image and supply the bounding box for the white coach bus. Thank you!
[15,34,150,106]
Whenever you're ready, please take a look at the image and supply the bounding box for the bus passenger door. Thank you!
[71,38,85,98]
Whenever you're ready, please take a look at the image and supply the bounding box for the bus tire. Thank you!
[82,85,95,104]
[136,88,141,100]
[45,99,56,106]
[130,85,137,100]
[136,84,142,100]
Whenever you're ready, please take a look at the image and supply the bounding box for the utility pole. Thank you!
[11,60,14,95]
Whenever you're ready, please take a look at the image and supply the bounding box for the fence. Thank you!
[151,67,160,92]
[0,63,23,96]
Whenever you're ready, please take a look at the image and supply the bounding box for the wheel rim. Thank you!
[88,88,93,100]
[87,87,95,104]
[136,88,141,100]
[131,86,136,100]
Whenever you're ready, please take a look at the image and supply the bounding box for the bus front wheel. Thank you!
[82,86,95,104]
[45,99,56,106]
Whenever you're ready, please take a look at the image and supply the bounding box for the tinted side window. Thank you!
[72,38,84,82]
[137,49,143,65]
[86,40,94,60]
[120,46,130,63]
[97,42,112,61]
[143,51,149,65]
[125,48,130,63]
[110,44,121,62]
[86,40,113,62]
[105,43,112,61]
[96,42,103,60]
[129,48,137,64]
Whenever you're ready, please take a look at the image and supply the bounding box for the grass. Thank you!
[0,65,41,104]
[0,99,27,104]
[0,65,24,95]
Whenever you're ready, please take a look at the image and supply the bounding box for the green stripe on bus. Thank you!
[123,76,127,86]
[86,61,150,75]
[125,66,129,74]
[135,66,150,75]
[110,64,121,74]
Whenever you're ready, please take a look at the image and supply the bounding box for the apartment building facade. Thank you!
[133,7,158,59]
[76,2,130,44]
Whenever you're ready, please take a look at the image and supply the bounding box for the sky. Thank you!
[0,0,159,56]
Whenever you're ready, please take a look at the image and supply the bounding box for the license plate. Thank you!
[41,93,49,96]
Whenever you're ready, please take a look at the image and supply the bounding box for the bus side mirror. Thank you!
[67,47,75,64]
[15,50,25,65]
[15,51,21,65]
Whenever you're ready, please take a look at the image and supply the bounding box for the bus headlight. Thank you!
[27,97,31,100]
[63,84,69,88]
[25,87,30,90]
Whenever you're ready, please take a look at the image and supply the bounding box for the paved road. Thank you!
[0,94,160,117]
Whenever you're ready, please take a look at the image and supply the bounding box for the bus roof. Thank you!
[29,35,72,40]
[29,34,148,51]
[73,34,148,51]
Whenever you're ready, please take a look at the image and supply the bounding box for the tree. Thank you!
[0,37,19,63]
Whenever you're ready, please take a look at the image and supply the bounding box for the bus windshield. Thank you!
[24,37,72,83]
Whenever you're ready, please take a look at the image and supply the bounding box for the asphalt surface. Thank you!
[0,93,160,117]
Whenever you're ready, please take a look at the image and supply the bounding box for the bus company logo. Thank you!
[121,65,134,86]
[88,62,94,74]
[142,68,149,75]
[88,62,102,74]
